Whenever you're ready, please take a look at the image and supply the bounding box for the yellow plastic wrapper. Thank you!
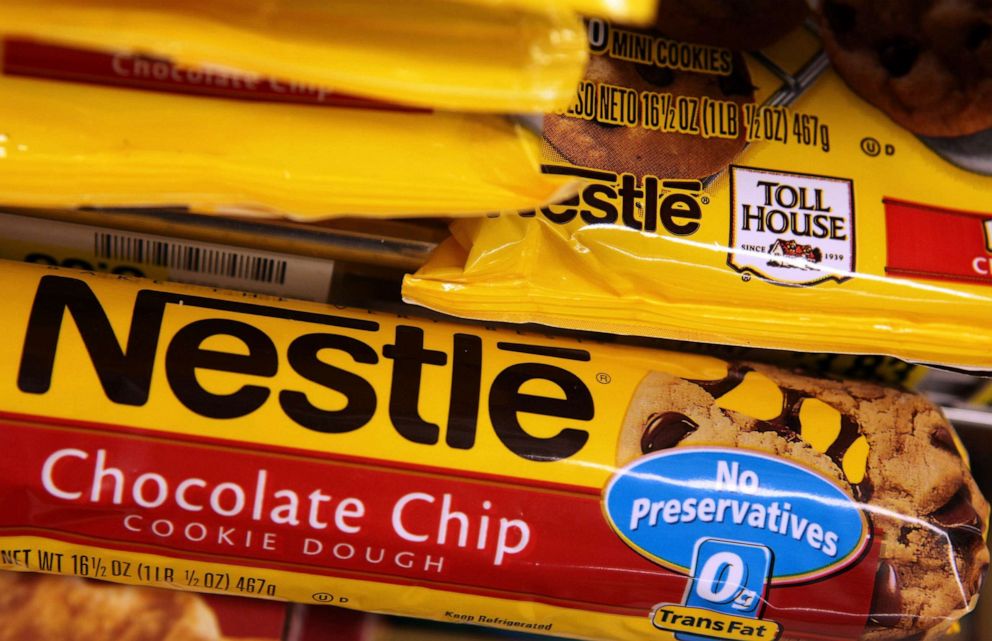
[0,40,572,218]
[454,0,657,25]
[0,0,587,113]
[404,15,992,369]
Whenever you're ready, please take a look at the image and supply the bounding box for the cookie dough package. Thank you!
[404,4,992,368]
[0,260,987,641]
[0,0,588,113]
[0,40,571,218]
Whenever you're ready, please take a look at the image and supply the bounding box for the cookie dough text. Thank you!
[40,447,531,567]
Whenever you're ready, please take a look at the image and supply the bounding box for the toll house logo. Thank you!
[729,166,855,286]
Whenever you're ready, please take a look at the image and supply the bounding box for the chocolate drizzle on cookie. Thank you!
[868,561,904,628]
[869,489,987,631]
[688,364,874,499]
[877,37,920,78]
[930,484,984,549]
[641,412,699,454]
[973,562,989,598]
[748,389,811,443]
[691,363,752,397]
[931,424,961,457]
[754,389,873,500]
[865,485,986,630]
[634,399,874,498]
[821,415,863,467]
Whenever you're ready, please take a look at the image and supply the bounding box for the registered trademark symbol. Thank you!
[741,273,751,282]
[596,372,612,384]
[701,196,710,205]
[312,592,334,603]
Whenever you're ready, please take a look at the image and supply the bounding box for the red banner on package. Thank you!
[0,412,875,640]
[884,198,992,286]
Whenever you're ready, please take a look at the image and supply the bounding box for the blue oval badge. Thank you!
[603,448,869,583]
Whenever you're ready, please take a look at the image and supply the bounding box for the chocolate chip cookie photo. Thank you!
[0,571,222,641]
[655,0,810,51]
[815,0,992,137]
[617,363,990,641]
[543,52,754,180]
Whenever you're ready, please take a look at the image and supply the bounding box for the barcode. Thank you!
[94,232,288,285]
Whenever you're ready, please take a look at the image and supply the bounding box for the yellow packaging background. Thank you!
[453,0,656,24]
[403,29,992,368]
[0,0,587,113]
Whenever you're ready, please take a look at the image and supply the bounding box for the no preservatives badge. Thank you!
[602,448,870,641]
[727,166,856,287]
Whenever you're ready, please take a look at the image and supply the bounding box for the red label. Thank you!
[884,198,992,286]
[298,605,371,641]
[204,594,290,640]
[0,412,876,640]
[2,39,426,112]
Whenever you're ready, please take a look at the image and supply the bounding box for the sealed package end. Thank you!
[0,0,588,113]
[0,259,986,641]
[403,6,992,368]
